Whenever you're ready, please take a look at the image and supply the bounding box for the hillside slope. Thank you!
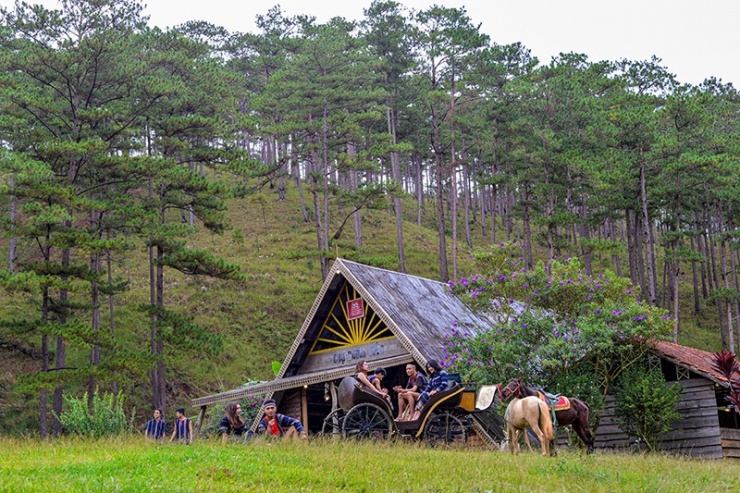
[0,183,723,432]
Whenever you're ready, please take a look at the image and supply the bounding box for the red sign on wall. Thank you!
[347,298,365,320]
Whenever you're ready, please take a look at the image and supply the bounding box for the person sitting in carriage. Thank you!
[393,363,427,421]
[354,360,393,409]
[417,359,448,407]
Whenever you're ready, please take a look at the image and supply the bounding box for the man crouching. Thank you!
[256,398,307,440]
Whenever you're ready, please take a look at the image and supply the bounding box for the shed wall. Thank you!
[595,378,723,458]
[721,428,740,459]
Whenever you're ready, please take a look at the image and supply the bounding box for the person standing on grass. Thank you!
[144,408,166,441]
[220,401,249,444]
[256,399,307,440]
[169,407,193,444]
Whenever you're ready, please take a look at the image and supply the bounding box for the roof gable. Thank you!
[276,259,507,378]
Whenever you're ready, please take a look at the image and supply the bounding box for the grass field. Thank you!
[1,436,739,492]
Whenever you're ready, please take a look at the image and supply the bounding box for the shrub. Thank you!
[613,364,682,451]
[56,391,130,438]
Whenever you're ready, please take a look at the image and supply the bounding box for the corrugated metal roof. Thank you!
[651,339,740,387]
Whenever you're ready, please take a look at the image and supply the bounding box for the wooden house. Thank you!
[193,259,740,457]
[192,258,509,443]
[594,339,740,459]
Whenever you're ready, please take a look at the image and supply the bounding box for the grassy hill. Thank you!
[0,181,725,433]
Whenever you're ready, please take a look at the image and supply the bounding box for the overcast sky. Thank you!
[2,0,738,86]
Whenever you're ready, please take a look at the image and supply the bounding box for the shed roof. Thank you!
[651,339,740,387]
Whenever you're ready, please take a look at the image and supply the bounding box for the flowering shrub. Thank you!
[445,243,672,405]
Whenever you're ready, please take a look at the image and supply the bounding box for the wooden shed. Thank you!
[594,339,740,459]
[192,259,510,443]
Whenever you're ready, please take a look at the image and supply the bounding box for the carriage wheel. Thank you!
[424,411,466,445]
[341,403,393,440]
[320,409,346,437]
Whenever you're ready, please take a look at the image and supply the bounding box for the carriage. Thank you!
[320,375,498,444]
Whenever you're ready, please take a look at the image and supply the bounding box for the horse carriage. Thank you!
[320,375,498,444]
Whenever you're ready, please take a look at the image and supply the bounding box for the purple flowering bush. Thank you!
[445,244,672,406]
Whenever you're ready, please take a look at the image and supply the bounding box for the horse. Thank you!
[503,396,553,456]
[501,378,594,454]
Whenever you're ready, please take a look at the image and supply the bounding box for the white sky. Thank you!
[2,0,738,86]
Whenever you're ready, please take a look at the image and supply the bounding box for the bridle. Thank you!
[501,379,522,400]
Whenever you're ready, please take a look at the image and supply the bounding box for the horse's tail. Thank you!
[538,400,553,441]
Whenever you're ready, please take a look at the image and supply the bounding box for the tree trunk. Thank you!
[292,141,309,223]
[40,281,50,439]
[9,175,17,272]
[347,143,362,248]
[625,210,637,286]
[387,107,406,273]
[522,184,533,268]
[88,210,102,412]
[107,238,117,396]
[321,108,331,278]
[416,155,423,225]
[463,159,472,249]
[690,234,700,315]
[707,206,726,347]
[640,161,657,306]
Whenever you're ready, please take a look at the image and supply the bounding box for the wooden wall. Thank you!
[594,378,724,459]
[721,428,740,459]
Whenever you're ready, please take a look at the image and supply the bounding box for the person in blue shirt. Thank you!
[144,408,166,441]
[418,359,449,406]
[220,401,249,444]
[256,399,307,440]
[169,407,193,444]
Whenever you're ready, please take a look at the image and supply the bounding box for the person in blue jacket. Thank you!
[418,359,449,406]
[256,399,307,440]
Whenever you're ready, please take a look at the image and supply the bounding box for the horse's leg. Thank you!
[573,422,594,454]
[572,403,594,454]
[522,426,533,453]
[528,422,547,456]
[507,424,518,455]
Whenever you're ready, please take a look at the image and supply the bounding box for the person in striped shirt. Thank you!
[256,399,307,440]
[144,408,166,441]
[169,407,193,444]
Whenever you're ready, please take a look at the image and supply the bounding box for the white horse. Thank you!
[504,396,553,456]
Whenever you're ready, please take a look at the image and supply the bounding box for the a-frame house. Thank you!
[192,259,508,442]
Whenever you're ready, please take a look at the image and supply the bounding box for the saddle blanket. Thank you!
[537,391,571,411]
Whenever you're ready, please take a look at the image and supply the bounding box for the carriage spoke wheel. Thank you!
[320,409,346,437]
[424,411,466,446]
[342,403,392,440]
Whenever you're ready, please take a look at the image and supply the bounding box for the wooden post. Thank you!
[195,405,207,436]
[301,386,308,432]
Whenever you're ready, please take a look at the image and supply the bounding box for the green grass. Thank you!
[0,436,739,492]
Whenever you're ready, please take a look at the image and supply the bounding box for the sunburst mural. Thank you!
[309,282,393,354]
